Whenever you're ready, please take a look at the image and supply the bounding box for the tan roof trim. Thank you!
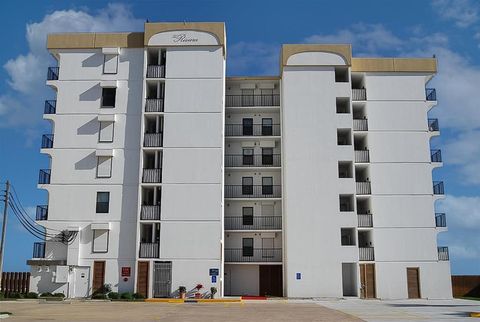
[144,22,225,48]
[282,44,352,67]
[47,32,144,49]
[351,58,437,73]
[227,76,281,81]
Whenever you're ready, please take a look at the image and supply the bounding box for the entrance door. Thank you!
[137,261,149,298]
[407,268,421,299]
[153,261,172,298]
[360,264,376,299]
[92,261,105,293]
[259,265,283,297]
[72,267,90,298]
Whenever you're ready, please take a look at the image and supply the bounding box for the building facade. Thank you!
[27,22,452,299]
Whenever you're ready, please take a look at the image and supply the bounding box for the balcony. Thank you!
[41,134,54,149]
[36,205,48,221]
[38,169,51,184]
[146,65,165,78]
[353,119,368,131]
[225,124,281,137]
[428,118,439,132]
[431,149,442,163]
[225,185,281,198]
[225,216,282,230]
[225,94,280,107]
[145,99,164,112]
[225,154,281,167]
[142,169,162,183]
[143,133,163,147]
[224,248,282,262]
[435,213,447,227]
[47,67,59,81]
[33,242,46,258]
[426,88,437,101]
[139,243,159,258]
[438,246,449,261]
[352,88,366,101]
[44,100,56,114]
[356,181,371,195]
[433,181,444,195]
[140,205,161,220]
[357,214,373,227]
[355,150,370,163]
[359,247,375,261]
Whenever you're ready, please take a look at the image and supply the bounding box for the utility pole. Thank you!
[0,180,10,277]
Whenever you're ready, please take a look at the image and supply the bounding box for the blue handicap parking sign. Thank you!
[296,273,301,280]
[212,275,217,283]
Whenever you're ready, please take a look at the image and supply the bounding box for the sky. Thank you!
[0,0,479,275]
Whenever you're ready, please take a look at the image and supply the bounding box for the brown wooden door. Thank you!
[360,264,376,299]
[407,268,421,299]
[259,265,283,297]
[137,262,149,298]
[92,261,105,293]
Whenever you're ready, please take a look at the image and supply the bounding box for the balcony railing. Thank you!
[428,118,439,132]
[352,88,367,101]
[225,124,281,137]
[225,154,281,167]
[146,65,165,78]
[44,100,56,114]
[426,88,437,101]
[140,205,161,220]
[355,150,370,163]
[431,149,442,163]
[33,242,46,258]
[38,169,51,184]
[433,181,444,195]
[142,169,162,183]
[36,205,48,221]
[356,182,371,195]
[435,213,447,227]
[41,134,54,149]
[438,246,449,261]
[225,185,281,198]
[47,67,59,80]
[353,119,368,131]
[145,99,164,112]
[144,133,163,147]
[359,247,375,261]
[357,214,373,227]
[225,216,282,230]
[224,248,282,262]
[139,243,159,258]
[225,94,280,107]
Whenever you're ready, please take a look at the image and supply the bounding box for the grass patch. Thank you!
[461,296,480,301]
[0,312,12,315]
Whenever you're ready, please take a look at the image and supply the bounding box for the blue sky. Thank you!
[0,0,479,274]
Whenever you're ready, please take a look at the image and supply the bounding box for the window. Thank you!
[92,229,109,253]
[242,118,253,136]
[262,238,274,258]
[103,54,118,74]
[242,148,254,166]
[336,98,350,113]
[101,88,116,108]
[339,195,354,212]
[96,156,112,178]
[242,207,254,226]
[242,238,254,257]
[262,118,273,136]
[262,148,273,165]
[335,67,349,82]
[261,89,274,106]
[341,228,356,246]
[96,192,110,213]
[242,177,253,195]
[337,129,352,145]
[98,121,114,143]
[338,162,353,178]
[262,177,273,195]
[241,89,254,106]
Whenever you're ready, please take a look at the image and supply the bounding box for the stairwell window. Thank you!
[103,54,118,74]
[98,121,114,143]
[96,192,110,213]
[96,156,112,178]
[92,229,109,253]
[101,88,116,108]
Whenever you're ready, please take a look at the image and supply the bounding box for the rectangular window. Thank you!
[341,228,356,246]
[96,156,112,178]
[242,207,254,225]
[103,54,118,74]
[262,148,273,165]
[96,192,110,213]
[242,148,254,165]
[262,177,273,195]
[98,121,114,142]
[242,118,253,136]
[242,238,254,257]
[262,238,274,258]
[242,177,253,195]
[241,89,254,106]
[261,89,274,106]
[92,229,109,253]
[101,88,116,108]
[262,118,273,136]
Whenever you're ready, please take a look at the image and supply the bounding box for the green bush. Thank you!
[108,292,120,299]
[132,293,145,300]
[25,292,38,299]
[40,292,53,297]
[120,292,133,300]
[6,292,23,299]
[0,293,4,299]
[91,293,107,300]
[52,293,65,298]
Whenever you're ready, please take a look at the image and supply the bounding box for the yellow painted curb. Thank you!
[470,312,480,318]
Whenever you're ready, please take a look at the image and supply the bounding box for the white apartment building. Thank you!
[27,22,452,300]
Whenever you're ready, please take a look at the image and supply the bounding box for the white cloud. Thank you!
[227,41,280,75]
[432,0,479,28]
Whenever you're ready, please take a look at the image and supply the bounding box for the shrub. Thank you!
[120,292,133,300]
[132,293,145,300]
[108,292,120,300]
[6,292,23,299]
[53,293,65,298]
[178,286,186,293]
[25,292,38,299]
[0,293,4,299]
[91,293,107,300]
[40,292,53,297]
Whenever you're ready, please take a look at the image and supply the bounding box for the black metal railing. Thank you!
[38,169,51,184]
[140,205,161,220]
[431,149,442,162]
[41,134,54,149]
[44,100,56,114]
[433,181,444,195]
[36,205,48,221]
[47,67,59,80]
[146,65,165,78]
[428,118,439,131]
[225,124,281,136]
[357,214,373,227]
[426,88,437,101]
[33,242,46,258]
[435,213,447,227]
[224,185,281,198]
[142,169,162,183]
[139,243,159,258]
[145,99,164,112]
[225,94,280,107]
[359,247,375,261]
[356,182,371,195]
[225,154,281,167]
[355,150,370,163]
[225,216,282,230]
[144,133,163,147]
[352,88,367,101]
[438,246,449,261]
[353,119,368,131]
[224,248,282,262]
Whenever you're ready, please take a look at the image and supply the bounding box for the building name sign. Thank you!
[172,33,199,43]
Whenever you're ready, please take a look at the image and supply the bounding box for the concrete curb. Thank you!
[145,298,242,303]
